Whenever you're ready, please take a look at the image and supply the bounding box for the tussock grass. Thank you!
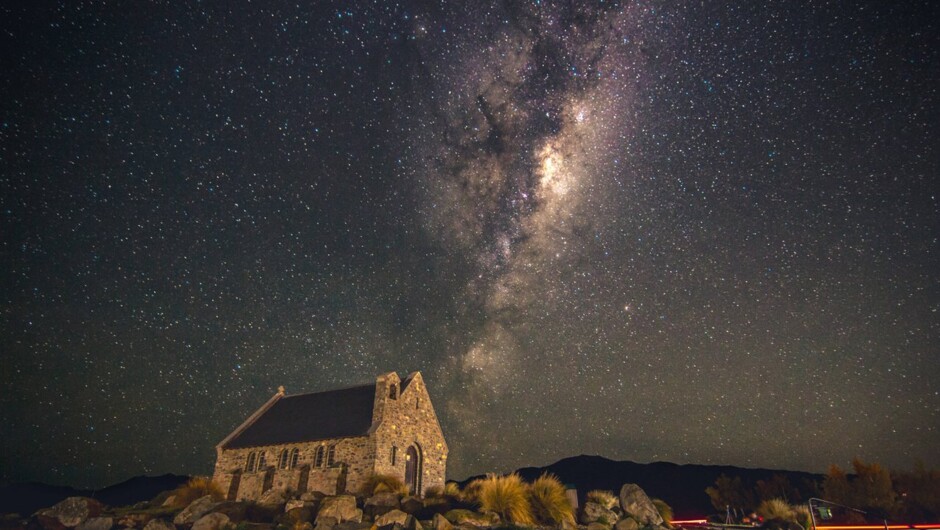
[169,476,224,508]
[528,473,575,525]
[477,473,534,526]
[757,498,796,522]
[360,474,409,496]
[462,478,486,505]
[652,499,673,524]
[586,490,619,510]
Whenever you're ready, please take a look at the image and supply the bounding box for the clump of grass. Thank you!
[652,499,673,524]
[462,478,486,505]
[792,504,812,529]
[477,473,534,526]
[756,498,796,522]
[426,482,463,503]
[360,474,409,496]
[528,473,575,526]
[586,490,618,510]
[169,476,224,508]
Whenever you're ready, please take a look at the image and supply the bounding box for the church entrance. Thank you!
[404,445,421,495]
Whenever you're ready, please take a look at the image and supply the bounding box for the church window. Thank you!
[245,452,256,472]
[290,448,300,469]
[391,446,398,466]
[389,384,398,399]
[278,449,289,470]
[257,451,267,469]
[327,444,336,466]
[315,446,325,468]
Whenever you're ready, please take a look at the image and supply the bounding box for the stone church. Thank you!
[212,372,448,501]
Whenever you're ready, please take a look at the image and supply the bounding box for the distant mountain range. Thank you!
[1,455,823,519]
[509,454,823,519]
[0,474,189,516]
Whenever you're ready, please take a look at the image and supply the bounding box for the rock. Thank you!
[211,501,249,523]
[316,496,362,524]
[365,492,401,518]
[618,485,662,527]
[259,489,287,507]
[174,496,220,526]
[589,523,612,530]
[142,519,175,530]
[37,497,104,528]
[293,524,315,530]
[191,513,230,530]
[161,496,177,508]
[76,518,113,530]
[314,516,338,530]
[581,502,618,526]
[285,506,314,524]
[334,523,373,530]
[377,524,405,530]
[616,518,640,530]
[376,510,411,528]
[302,491,326,503]
[432,513,453,530]
[400,497,423,515]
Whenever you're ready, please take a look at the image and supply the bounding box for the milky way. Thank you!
[1,1,938,488]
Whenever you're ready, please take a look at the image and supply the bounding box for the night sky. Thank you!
[2,1,938,490]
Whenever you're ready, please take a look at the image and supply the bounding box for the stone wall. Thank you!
[212,435,374,501]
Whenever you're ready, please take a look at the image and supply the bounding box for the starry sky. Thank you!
[2,1,938,489]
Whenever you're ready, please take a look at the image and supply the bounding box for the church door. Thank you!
[404,445,421,495]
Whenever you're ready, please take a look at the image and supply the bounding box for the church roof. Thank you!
[223,383,376,449]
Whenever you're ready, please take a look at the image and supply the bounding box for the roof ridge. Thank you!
[282,381,375,398]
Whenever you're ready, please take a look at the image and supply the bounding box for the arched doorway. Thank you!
[404,445,422,495]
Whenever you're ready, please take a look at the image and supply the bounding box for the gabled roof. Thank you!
[223,384,376,449]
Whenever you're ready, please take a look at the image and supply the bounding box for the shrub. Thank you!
[360,473,409,496]
[652,499,673,524]
[528,473,575,525]
[169,476,224,508]
[426,482,463,503]
[586,490,618,510]
[477,473,534,526]
[756,498,796,522]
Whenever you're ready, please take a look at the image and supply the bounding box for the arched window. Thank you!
[245,452,256,472]
[257,451,267,469]
[389,384,398,399]
[327,444,336,467]
[278,449,289,470]
[391,446,398,466]
[314,446,325,468]
[289,448,300,469]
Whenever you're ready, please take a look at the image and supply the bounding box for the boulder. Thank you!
[285,505,314,524]
[259,489,287,507]
[37,497,104,528]
[618,485,662,527]
[365,492,401,518]
[76,518,113,530]
[581,502,618,526]
[174,496,220,526]
[191,513,230,530]
[616,518,640,530]
[211,501,249,523]
[334,523,373,530]
[316,496,362,524]
[590,523,612,530]
[301,491,326,503]
[400,497,423,515]
[377,524,405,530]
[314,516,338,530]
[376,510,412,528]
[142,519,175,530]
[432,513,453,530]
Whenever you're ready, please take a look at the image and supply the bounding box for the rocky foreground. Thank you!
[2,483,672,530]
